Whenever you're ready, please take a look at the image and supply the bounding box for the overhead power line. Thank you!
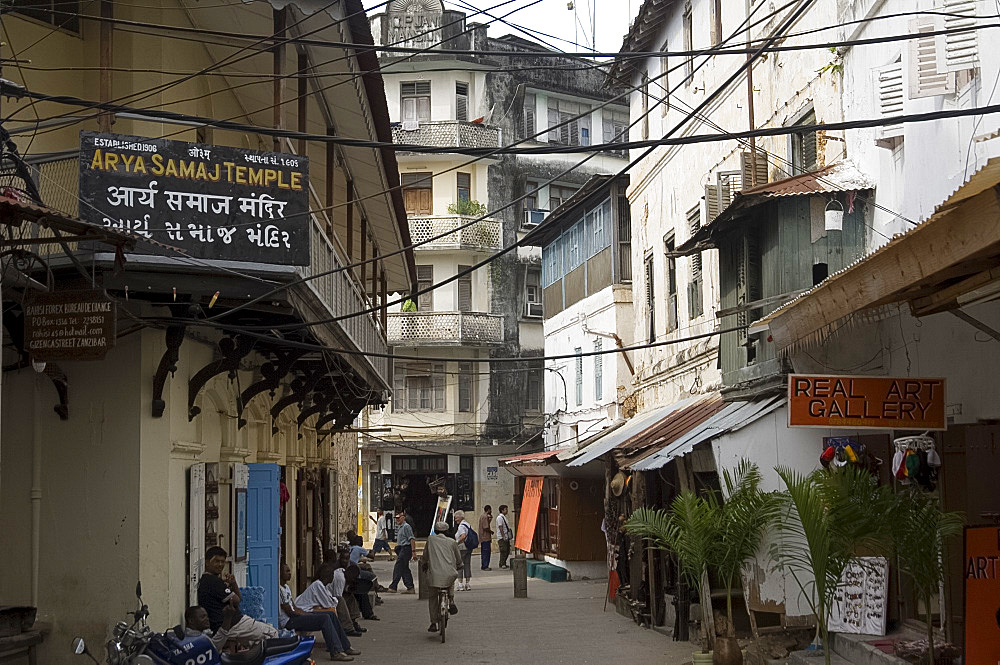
[9,81,996,156]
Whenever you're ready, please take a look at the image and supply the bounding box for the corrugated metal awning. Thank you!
[627,395,786,471]
[566,396,702,468]
[673,161,875,257]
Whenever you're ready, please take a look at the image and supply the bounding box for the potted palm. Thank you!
[890,490,963,665]
[626,492,720,662]
[714,461,780,665]
[770,465,895,665]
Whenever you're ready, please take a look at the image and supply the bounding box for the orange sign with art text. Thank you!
[788,375,946,430]
[515,476,544,552]
[964,526,1000,665]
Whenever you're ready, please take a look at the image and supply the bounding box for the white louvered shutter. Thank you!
[908,17,954,99]
[704,184,720,223]
[941,0,977,72]
[876,61,904,139]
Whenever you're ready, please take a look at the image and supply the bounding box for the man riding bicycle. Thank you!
[420,520,463,633]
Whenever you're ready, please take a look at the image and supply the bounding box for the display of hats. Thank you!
[927,447,942,467]
[820,445,836,468]
[905,449,921,477]
[891,450,905,478]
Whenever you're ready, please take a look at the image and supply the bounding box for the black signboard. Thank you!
[24,289,116,361]
[79,131,310,265]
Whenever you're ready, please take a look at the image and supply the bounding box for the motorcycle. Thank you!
[71,581,315,665]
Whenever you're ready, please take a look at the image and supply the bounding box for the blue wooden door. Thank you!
[247,463,280,627]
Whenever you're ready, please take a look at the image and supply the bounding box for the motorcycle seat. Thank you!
[263,637,300,657]
[220,643,264,665]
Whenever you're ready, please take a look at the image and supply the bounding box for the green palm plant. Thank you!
[891,490,963,665]
[717,461,781,636]
[626,492,721,651]
[771,465,895,665]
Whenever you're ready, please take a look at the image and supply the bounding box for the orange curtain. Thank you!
[514,476,544,552]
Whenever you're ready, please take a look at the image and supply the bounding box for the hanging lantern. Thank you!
[825,198,844,232]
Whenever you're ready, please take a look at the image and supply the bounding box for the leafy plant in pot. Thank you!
[626,492,720,660]
[770,465,895,665]
[714,461,781,665]
[889,489,963,665]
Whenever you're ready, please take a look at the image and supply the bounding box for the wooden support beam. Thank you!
[325,137,335,235]
[360,214,368,291]
[380,269,388,333]
[297,52,308,157]
[910,265,1000,317]
[98,0,114,132]
[272,8,286,152]
[346,179,354,261]
[370,245,378,300]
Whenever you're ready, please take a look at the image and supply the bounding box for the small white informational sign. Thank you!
[829,556,889,635]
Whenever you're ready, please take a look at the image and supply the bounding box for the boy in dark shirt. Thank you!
[197,546,277,644]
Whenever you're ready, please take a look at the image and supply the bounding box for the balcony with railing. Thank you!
[392,121,501,151]
[387,311,504,346]
[408,215,502,251]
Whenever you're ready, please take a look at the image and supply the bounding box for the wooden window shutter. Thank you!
[416,265,433,311]
[457,265,472,312]
[740,151,768,189]
[876,61,905,140]
[704,185,720,223]
[433,364,446,410]
[548,106,560,142]
[458,363,473,412]
[393,365,406,412]
[942,0,977,72]
[524,93,536,138]
[456,82,469,121]
[908,17,954,99]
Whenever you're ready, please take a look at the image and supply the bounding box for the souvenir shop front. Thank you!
[746,164,1000,652]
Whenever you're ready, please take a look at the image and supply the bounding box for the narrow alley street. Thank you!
[353,559,689,664]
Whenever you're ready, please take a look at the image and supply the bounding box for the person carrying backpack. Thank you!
[453,510,478,590]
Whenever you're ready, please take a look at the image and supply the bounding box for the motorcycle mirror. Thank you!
[135,581,142,598]
[71,637,99,664]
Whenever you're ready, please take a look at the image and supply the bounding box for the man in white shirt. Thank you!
[278,563,359,662]
[370,510,393,559]
[495,504,515,569]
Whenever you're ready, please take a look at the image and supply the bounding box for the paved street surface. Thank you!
[344,558,693,664]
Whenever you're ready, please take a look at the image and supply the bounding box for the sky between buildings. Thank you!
[373,0,642,57]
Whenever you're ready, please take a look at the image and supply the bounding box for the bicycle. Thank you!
[436,587,450,643]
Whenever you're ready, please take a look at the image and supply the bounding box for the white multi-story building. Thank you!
[362,1,630,536]
[588,0,1000,647]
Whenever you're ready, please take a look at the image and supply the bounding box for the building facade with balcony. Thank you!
[361,0,629,536]
[0,1,413,659]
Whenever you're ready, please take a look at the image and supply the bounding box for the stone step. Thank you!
[788,649,853,665]
[831,633,910,665]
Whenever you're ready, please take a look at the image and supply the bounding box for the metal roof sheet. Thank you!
[628,395,786,471]
[616,396,725,467]
[566,396,702,467]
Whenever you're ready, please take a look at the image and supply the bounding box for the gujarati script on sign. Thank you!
[78,131,310,265]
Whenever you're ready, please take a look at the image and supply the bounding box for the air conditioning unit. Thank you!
[523,209,547,228]
[401,120,420,131]
[524,301,543,318]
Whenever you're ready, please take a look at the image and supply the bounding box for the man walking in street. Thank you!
[197,546,277,644]
[370,510,393,559]
[479,505,494,571]
[453,510,475,590]
[386,511,416,594]
[420,520,462,633]
[495,504,514,569]
[278,563,359,662]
